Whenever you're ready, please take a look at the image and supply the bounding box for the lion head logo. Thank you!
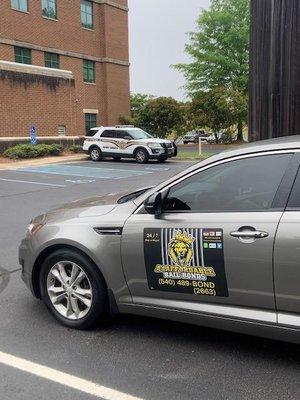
[168,230,195,266]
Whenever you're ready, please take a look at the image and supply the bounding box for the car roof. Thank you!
[91,126,138,131]
[215,135,300,159]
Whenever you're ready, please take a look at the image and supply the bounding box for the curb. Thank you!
[0,154,88,170]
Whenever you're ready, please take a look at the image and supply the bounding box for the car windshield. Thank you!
[129,129,153,140]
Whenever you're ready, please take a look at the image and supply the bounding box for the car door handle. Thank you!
[230,230,269,239]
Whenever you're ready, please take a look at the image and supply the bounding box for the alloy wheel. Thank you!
[47,261,93,320]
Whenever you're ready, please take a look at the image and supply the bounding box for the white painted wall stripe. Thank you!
[0,351,143,400]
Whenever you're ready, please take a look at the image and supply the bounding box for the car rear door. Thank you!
[121,152,295,324]
[274,154,300,329]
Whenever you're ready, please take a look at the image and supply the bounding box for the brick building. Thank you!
[0,0,130,138]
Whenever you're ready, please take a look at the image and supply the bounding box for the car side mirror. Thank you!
[144,192,162,215]
[124,136,132,141]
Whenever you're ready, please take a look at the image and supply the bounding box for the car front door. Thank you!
[274,157,300,329]
[121,152,295,323]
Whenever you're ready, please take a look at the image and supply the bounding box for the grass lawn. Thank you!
[175,151,214,160]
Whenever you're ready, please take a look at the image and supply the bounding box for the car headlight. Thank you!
[27,222,44,236]
[147,142,163,149]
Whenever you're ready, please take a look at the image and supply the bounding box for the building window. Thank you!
[45,52,60,69]
[14,47,31,64]
[83,60,95,83]
[11,0,28,12]
[81,0,93,29]
[41,0,57,19]
[85,114,97,134]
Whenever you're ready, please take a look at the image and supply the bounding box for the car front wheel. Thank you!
[39,249,107,329]
[135,148,149,164]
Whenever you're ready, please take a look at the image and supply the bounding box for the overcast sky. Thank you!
[128,0,211,100]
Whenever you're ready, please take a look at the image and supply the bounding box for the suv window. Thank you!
[101,130,116,138]
[164,154,291,212]
[287,168,300,208]
[86,129,97,137]
[116,131,132,139]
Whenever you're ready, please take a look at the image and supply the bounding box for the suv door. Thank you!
[274,157,300,328]
[101,130,122,155]
[115,131,133,155]
[121,152,294,323]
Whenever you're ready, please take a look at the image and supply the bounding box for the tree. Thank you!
[137,97,184,138]
[188,86,247,140]
[174,0,250,140]
[130,93,154,119]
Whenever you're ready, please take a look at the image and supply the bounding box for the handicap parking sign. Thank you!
[30,125,37,145]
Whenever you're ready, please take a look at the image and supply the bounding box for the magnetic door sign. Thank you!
[144,228,228,297]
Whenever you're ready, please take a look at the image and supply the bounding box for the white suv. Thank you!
[83,126,177,164]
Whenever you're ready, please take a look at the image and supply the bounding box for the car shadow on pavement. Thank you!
[110,314,300,363]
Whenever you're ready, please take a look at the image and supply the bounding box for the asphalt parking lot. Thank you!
[0,157,300,400]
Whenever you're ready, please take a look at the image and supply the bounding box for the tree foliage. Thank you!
[136,97,184,138]
[175,0,250,94]
[189,86,248,133]
[174,0,250,140]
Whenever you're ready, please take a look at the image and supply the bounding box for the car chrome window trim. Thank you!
[134,149,297,214]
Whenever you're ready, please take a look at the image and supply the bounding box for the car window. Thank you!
[86,129,97,137]
[287,168,300,208]
[116,131,132,139]
[101,130,116,138]
[163,154,292,212]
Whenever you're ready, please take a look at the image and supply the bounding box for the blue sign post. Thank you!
[30,125,37,145]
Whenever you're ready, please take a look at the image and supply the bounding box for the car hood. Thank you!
[32,189,146,224]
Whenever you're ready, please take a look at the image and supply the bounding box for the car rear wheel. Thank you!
[39,249,107,329]
[135,148,149,164]
[89,146,102,162]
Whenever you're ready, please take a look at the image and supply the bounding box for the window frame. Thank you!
[85,113,97,135]
[14,46,32,64]
[136,150,299,215]
[83,59,95,83]
[44,52,60,69]
[80,0,93,30]
[41,0,57,19]
[11,0,28,12]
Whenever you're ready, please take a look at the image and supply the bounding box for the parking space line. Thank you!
[17,165,152,180]
[0,178,66,187]
[0,350,143,400]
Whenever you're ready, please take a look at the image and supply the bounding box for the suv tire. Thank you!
[39,248,108,330]
[135,148,149,164]
[89,146,102,162]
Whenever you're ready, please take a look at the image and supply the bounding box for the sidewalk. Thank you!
[0,154,88,170]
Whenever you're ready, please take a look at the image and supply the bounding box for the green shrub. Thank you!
[3,143,63,159]
[69,144,83,153]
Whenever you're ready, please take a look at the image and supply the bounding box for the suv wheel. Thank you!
[89,146,102,162]
[39,249,107,329]
[135,148,149,164]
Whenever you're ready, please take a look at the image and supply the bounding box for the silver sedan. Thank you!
[19,136,300,343]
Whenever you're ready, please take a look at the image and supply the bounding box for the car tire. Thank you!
[134,148,149,164]
[89,146,102,162]
[157,156,167,163]
[39,248,108,330]
[183,141,188,145]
